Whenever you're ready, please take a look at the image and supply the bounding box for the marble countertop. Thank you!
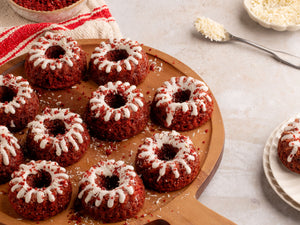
[107,1,300,224]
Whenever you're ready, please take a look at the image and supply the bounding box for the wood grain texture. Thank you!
[0,39,233,225]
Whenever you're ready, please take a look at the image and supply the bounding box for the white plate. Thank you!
[244,0,300,31]
[263,114,300,210]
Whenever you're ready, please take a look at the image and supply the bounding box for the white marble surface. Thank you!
[107,1,300,225]
[1,0,300,224]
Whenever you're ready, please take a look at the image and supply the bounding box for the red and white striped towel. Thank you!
[0,0,122,67]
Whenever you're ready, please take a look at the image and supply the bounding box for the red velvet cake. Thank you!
[0,126,24,184]
[278,118,300,174]
[151,76,213,131]
[135,130,201,192]
[26,107,90,167]
[77,160,145,223]
[89,38,149,86]
[0,74,39,131]
[85,81,149,141]
[8,160,72,220]
[25,32,87,89]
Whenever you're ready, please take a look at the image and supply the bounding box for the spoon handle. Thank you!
[230,34,300,69]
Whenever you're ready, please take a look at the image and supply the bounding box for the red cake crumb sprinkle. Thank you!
[13,0,80,11]
[68,210,82,224]
[105,148,112,156]
[150,63,155,71]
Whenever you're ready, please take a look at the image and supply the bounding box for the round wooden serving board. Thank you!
[0,39,234,225]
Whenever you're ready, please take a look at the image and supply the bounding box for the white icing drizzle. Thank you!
[9,160,69,203]
[89,81,145,122]
[281,119,300,162]
[137,130,197,181]
[0,126,20,166]
[78,160,137,208]
[0,74,34,115]
[154,76,212,127]
[91,38,143,73]
[28,32,81,70]
[27,108,85,157]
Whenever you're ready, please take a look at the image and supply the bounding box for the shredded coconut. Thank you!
[194,17,226,41]
[247,0,300,26]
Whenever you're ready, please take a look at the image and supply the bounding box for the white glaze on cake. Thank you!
[10,160,69,203]
[27,108,85,157]
[28,32,81,70]
[154,76,212,127]
[280,118,300,162]
[0,74,34,114]
[91,38,143,73]
[137,130,197,181]
[78,160,137,208]
[89,81,144,122]
[0,126,20,166]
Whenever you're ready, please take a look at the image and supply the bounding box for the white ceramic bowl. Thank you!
[7,0,87,23]
[244,0,300,31]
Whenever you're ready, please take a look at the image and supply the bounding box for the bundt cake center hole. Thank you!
[173,89,191,103]
[106,49,129,62]
[45,119,66,137]
[105,93,127,109]
[0,86,16,103]
[45,45,66,59]
[158,144,179,161]
[27,170,52,189]
[97,175,120,190]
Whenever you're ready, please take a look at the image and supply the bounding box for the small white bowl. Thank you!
[244,0,300,31]
[7,0,87,23]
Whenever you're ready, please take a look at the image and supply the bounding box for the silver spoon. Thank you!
[194,17,300,69]
[224,32,300,69]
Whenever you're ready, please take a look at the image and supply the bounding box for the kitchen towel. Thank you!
[0,0,122,66]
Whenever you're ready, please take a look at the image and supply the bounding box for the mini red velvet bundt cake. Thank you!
[77,159,145,223]
[135,130,201,192]
[8,160,72,220]
[151,76,213,131]
[0,74,39,131]
[88,38,149,86]
[0,126,24,184]
[25,32,87,89]
[26,107,90,167]
[85,81,149,141]
[278,118,300,173]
